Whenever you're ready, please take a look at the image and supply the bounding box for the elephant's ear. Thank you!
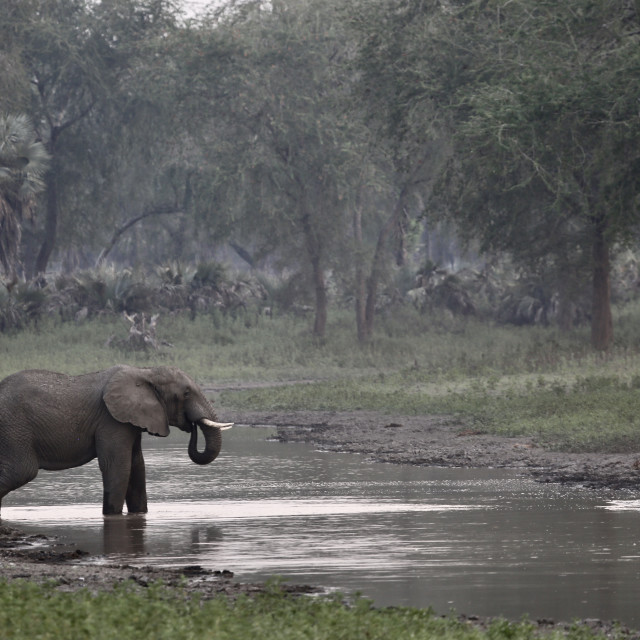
[103,368,170,437]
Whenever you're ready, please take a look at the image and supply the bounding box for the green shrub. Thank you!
[192,261,227,289]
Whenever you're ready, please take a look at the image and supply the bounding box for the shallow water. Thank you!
[4,427,640,625]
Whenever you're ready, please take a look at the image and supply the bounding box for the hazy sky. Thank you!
[181,0,211,16]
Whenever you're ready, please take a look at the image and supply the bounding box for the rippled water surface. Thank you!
[4,427,640,625]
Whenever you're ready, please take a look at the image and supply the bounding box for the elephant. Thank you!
[0,365,233,516]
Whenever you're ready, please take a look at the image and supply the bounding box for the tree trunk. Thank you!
[555,256,577,333]
[591,216,613,350]
[353,204,367,342]
[31,100,95,277]
[34,158,59,276]
[311,254,327,338]
[363,195,406,340]
[301,208,327,338]
[556,294,575,333]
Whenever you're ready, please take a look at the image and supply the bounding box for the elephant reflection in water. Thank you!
[103,515,146,555]
[190,525,224,553]
[103,517,223,558]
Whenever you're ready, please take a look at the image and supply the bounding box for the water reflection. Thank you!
[604,499,640,511]
[3,427,640,627]
[103,515,146,555]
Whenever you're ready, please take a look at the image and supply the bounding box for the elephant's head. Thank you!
[102,365,232,465]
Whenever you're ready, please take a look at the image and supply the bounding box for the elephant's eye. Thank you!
[184,389,191,399]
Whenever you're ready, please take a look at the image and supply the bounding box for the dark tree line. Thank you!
[1,0,639,348]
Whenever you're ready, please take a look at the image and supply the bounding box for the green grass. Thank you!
[0,306,628,381]
[0,580,623,640]
[3,306,640,452]
[220,374,640,452]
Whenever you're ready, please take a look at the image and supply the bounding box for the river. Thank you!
[4,426,640,625]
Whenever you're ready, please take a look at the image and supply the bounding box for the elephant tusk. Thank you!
[199,418,234,430]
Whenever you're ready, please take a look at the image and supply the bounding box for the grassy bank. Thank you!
[2,305,639,381]
[2,307,640,452]
[0,580,625,640]
[221,372,640,452]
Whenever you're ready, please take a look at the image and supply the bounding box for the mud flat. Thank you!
[0,524,315,599]
[222,409,640,491]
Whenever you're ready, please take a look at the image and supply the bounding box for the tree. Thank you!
[355,0,640,350]
[5,0,185,276]
[0,1,32,115]
[20,0,112,274]
[349,0,454,341]
[184,0,368,337]
[0,114,50,285]
[77,0,207,267]
[444,0,640,349]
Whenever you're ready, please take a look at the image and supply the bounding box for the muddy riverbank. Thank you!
[221,409,640,491]
[0,523,315,599]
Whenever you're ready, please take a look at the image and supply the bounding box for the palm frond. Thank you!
[0,113,50,279]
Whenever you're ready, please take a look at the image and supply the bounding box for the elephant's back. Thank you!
[0,369,76,400]
[0,369,106,415]
[1,369,72,385]
[0,369,105,469]
[0,368,110,389]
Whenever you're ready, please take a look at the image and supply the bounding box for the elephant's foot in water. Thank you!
[125,486,148,514]
[125,435,148,514]
[102,476,142,515]
[102,486,148,515]
[102,492,124,516]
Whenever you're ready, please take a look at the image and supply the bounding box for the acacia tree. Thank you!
[349,0,456,341]
[446,0,640,349]
[66,2,203,268]
[15,0,113,275]
[0,35,30,115]
[184,0,366,337]
[4,0,185,275]
[197,0,432,342]
[356,0,640,349]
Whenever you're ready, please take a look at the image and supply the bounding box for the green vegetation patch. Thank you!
[222,374,640,453]
[4,313,640,454]
[0,309,608,383]
[0,580,622,640]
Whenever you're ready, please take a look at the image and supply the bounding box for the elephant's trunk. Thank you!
[188,422,222,465]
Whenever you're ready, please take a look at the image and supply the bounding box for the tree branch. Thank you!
[95,207,183,267]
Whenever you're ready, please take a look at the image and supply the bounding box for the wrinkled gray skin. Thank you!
[0,365,226,515]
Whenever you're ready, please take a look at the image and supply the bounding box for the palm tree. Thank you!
[0,113,50,285]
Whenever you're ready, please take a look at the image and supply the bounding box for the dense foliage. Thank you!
[1,0,639,347]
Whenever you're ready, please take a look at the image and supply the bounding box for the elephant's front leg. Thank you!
[96,425,138,515]
[125,432,148,514]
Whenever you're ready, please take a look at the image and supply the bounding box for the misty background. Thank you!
[1,0,639,349]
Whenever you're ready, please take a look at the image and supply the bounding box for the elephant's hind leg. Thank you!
[0,455,39,515]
